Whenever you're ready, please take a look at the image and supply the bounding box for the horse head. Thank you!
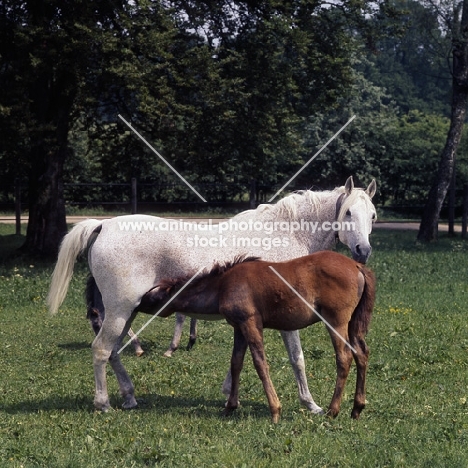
[336,176,377,264]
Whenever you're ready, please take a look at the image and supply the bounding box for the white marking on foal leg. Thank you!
[164,313,185,357]
[128,329,144,357]
[280,330,324,415]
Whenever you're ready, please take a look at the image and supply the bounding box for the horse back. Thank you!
[218,251,367,331]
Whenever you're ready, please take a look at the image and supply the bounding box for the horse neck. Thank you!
[277,191,342,252]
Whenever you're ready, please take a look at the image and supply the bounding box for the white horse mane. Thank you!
[247,186,347,220]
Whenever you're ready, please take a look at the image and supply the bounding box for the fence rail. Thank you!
[5,178,269,235]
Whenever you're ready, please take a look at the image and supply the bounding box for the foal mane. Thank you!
[156,255,261,294]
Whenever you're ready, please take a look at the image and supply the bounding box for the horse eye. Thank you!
[346,209,351,216]
[372,213,376,220]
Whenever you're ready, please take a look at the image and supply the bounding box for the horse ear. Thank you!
[344,176,354,195]
[365,179,377,199]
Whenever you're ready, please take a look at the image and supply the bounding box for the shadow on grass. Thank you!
[57,341,91,351]
[1,392,271,420]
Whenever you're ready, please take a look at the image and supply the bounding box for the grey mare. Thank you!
[47,176,377,413]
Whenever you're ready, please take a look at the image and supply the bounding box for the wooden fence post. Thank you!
[15,178,21,235]
[249,179,256,209]
[462,184,468,239]
[131,178,137,214]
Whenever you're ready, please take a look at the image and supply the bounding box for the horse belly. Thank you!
[183,312,224,321]
[264,308,320,331]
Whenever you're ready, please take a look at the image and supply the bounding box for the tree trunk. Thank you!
[448,163,456,236]
[418,2,468,242]
[21,70,76,257]
[462,184,468,239]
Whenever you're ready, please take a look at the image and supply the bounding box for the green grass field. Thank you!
[1,223,468,467]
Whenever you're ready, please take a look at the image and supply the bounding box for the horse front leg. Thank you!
[224,328,247,416]
[164,312,186,357]
[327,325,353,418]
[92,314,136,411]
[280,330,324,415]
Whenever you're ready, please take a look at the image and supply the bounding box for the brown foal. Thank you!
[137,251,376,423]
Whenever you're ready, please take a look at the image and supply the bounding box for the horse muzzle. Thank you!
[352,244,372,264]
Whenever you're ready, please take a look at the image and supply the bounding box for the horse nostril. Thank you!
[355,244,362,255]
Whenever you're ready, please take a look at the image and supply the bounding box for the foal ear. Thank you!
[344,176,354,195]
[365,179,377,199]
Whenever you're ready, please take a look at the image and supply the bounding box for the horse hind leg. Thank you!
[224,328,248,417]
[164,312,186,357]
[92,312,137,411]
[244,323,281,423]
[186,318,197,350]
[87,276,144,357]
[326,324,353,418]
[280,330,324,415]
[349,335,369,419]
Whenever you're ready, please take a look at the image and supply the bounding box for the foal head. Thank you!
[336,177,377,264]
[138,255,260,315]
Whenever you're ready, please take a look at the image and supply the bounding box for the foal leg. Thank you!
[164,312,186,357]
[327,325,353,418]
[224,328,248,416]
[244,324,281,423]
[128,328,144,357]
[349,336,369,419]
[280,330,324,414]
[187,318,197,350]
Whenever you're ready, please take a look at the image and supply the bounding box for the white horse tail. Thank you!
[47,219,103,315]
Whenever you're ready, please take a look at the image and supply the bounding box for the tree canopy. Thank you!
[0,0,464,253]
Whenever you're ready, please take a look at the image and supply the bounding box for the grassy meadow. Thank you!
[1,222,468,467]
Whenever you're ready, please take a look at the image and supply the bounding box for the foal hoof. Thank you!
[135,348,144,357]
[271,414,280,424]
[223,407,236,418]
[163,349,174,358]
[351,407,364,419]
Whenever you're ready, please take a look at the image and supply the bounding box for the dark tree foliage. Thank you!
[0,0,394,256]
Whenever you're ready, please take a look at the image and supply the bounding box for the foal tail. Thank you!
[348,266,376,339]
[47,219,103,315]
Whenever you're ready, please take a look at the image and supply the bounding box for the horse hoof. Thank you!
[135,349,144,357]
[163,350,173,358]
[271,414,280,424]
[122,395,138,409]
[223,407,236,417]
[94,401,111,412]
